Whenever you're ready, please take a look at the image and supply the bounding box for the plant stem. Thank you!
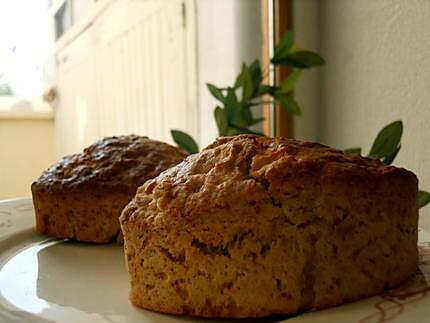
[261,62,273,80]
[250,100,274,106]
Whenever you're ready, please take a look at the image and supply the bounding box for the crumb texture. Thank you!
[32,135,187,243]
[120,134,419,317]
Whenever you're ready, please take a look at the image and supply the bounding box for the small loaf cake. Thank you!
[32,135,187,243]
[120,135,419,318]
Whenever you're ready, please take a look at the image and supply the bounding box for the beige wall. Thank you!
[316,1,430,229]
[0,117,55,199]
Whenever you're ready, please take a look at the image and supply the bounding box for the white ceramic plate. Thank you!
[0,198,429,323]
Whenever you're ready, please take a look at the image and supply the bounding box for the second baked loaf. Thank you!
[32,135,187,243]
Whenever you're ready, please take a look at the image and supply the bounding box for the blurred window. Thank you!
[0,0,50,98]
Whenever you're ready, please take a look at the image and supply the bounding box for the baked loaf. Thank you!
[32,135,187,243]
[120,135,419,318]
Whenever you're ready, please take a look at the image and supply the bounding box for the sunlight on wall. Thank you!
[317,0,430,230]
[0,0,49,96]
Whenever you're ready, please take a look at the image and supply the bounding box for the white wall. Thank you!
[196,0,262,148]
[317,1,430,228]
[55,0,198,157]
[54,0,262,154]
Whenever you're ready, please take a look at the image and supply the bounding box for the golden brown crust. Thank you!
[32,135,187,191]
[32,135,187,243]
[120,135,419,317]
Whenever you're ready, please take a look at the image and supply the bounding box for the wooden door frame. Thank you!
[261,0,293,138]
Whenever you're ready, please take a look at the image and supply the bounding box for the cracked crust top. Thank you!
[32,135,188,193]
[121,134,416,227]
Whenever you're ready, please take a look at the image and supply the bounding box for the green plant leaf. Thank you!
[249,117,265,126]
[274,93,301,115]
[382,144,401,165]
[207,83,225,103]
[224,87,240,120]
[248,60,262,95]
[256,85,276,96]
[273,50,325,68]
[234,66,244,88]
[272,31,294,63]
[170,130,199,154]
[227,125,263,136]
[241,107,253,123]
[418,190,430,208]
[225,127,244,136]
[214,106,228,136]
[344,147,362,155]
[279,70,302,94]
[368,120,403,159]
[225,84,255,128]
[231,108,252,128]
[240,63,254,102]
